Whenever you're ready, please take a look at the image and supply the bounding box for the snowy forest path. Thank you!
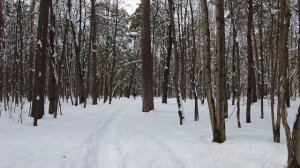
[57,100,135,168]
[63,99,187,168]
[1,98,297,168]
[82,101,135,168]
[87,99,186,168]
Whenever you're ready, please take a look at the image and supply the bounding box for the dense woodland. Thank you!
[0,0,300,167]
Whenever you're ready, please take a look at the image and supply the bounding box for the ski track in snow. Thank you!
[147,134,185,168]
[71,100,186,168]
[58,101,133,168]
[83,102,132,168]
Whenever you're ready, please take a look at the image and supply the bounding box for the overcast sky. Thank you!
[123,0,140,15]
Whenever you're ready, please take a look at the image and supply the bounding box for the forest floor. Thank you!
[0,97,299,168]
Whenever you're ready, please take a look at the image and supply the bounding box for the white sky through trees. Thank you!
[123,0,140,15]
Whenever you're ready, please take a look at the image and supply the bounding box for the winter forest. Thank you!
[0,0,300,167]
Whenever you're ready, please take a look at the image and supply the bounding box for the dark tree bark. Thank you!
[0,0,3,102]
[298,0,300,98]
[48,2,57,115]
[229,0,241,128]
[259,0,264,119]
[17,0,24,105]
[70,0,85,106]
[200,0,217,138]
[54,2,69,117]
[269,10,281,143]
[126,50,139,98]
[13,0,23,105]
[91,0,98,105]
[27,0,36,102]
[180,1,187,102]
[236,38,241,128]
[278,1,298,167]
[103,1,110,104]
[229,0,235,106]
[292,106,300,167]
[109,0,119,105]
[177,1,186,101]
[32,0,51,126]
[215,0,226,143]
[246,0,254,123]
[189,0,199,121]
[13,3,18,105]
[84,23,92,108]
[161,23,172,104]
[141,0,154,112]
[252,24,258,103]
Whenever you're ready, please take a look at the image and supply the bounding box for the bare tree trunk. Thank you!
[181,1,187,101]
[32,0,50,126]
[215,0,226,143]
[276,0,282,143]
[54,3,69,117]
[189,0,199,121]
[83,0,89,108]
[141,0,154,112]
[252,24,258,103]
[17,0,23,104]
[186,6,192,100]
[259,0,264,119]
[229,0,241,128]
[103,72,109,103]
[84,30,91,108]
[178,1,186,101]
[269,11,281,143]
[91,0,98,105]
[27,0,36,102]
[229,0,235,106]
[168,0,184,124]
[1,1,7,111]
[103,1,110,104]
[70,0,85,106]
[48,2,57,115]
[278,1,298,167]
[298,0,300,98]
[126,50,139,98]
[292,107,300,167]
[200,0,216,140]
[0,0,3,102]
[246,0,254,123]
[236,39,241,128]
[162,23,172,104]
[64,38,74,105]
[286,77,291,107]
[14,0,21,105]
[109,0,119,105]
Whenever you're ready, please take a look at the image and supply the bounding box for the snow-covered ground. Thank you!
[0,97,299,168]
